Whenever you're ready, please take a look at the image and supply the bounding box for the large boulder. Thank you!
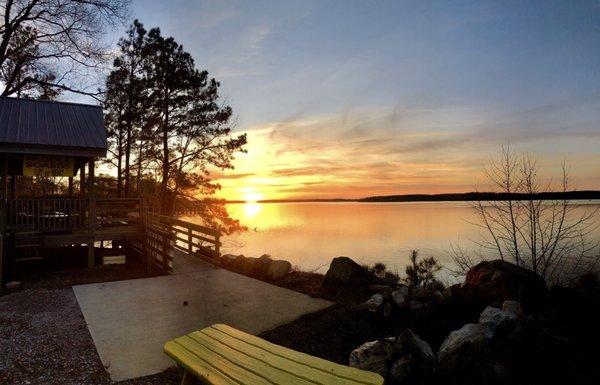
[479,306,518,332]
[463,260,547,312]
[231,255,248,273]
[252,254,273,279]
[501,300,522,317]
[392,286,410,308]
[267,259,292,280]
[321,257,373,297]
[349,337,397,377]
[220,254,238,268]
[365,294,384,312]
[390,329,436,383]
[438,323,494,374]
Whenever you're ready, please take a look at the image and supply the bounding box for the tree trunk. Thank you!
[160,91,170,215]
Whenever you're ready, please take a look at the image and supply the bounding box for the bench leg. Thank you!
[181,369,201,385]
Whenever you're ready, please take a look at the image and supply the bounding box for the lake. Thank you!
[184,201,600,279]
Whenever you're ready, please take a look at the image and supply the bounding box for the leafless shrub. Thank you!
[452,146,600,284]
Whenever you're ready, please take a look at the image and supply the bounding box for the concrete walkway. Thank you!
[73,253,332,382]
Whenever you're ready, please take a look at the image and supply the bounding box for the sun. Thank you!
[244,192,263,203]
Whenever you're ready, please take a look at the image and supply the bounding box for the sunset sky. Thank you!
[128,1,599,200]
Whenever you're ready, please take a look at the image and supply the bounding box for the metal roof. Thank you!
[0,97,107,158]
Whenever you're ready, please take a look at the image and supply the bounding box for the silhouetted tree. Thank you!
[103,22,246,232]
[0,0,129,98]
[104,20,149,197]
[143,27,246,214]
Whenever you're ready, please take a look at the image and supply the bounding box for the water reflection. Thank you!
[243,202,261,218]
[206,202,600,276]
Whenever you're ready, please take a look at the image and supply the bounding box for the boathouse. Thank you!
[0,97,220,288]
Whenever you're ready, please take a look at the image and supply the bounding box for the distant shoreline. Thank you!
[222,190,600,204]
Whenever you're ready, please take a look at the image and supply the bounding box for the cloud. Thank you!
[215,94,600,199]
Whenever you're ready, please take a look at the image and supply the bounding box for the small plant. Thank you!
[372,262,387,278]
[405,250,442,288]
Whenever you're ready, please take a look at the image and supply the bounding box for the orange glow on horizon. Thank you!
[206,114,600,201]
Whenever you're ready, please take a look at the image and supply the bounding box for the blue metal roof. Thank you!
[0,97,107,157]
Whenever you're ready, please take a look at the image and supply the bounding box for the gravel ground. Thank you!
[0,288,180,385]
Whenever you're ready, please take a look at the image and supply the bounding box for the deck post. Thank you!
[87,159,96,269]
[68,177,74,196]
[0,154,7,288]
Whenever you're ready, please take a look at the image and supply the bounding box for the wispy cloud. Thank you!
[214,95,600,199]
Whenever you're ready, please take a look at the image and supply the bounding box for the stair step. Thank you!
[15,243,43,248]
[15,256,44,262]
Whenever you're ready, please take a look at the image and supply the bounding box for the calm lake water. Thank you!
[185,201,600,278]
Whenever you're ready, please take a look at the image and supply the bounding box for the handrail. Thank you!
[145,212,221,261]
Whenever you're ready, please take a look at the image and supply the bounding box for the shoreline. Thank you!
[218,190,600,204]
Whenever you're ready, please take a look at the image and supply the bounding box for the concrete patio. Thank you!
[73,252,332,382]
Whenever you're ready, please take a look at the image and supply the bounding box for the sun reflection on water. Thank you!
[243,202,262,218]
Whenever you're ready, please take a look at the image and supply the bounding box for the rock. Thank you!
[5,281,20,289]
[321,256,373,297]
[479,306,517,331]
[410,286,443,303]
[252,254,272,279]
[368,284,394,295]
[365,294,384,312]
[409,300,424,312]
[267,259,292,280]
[463,260,547,312]
[349,337,397,377]
[231,255,258,276]
[375,274,399,286]
[389,329,436,383]
[231,255,247,273]
[392,287,409,308]
[502,300,522,317]
[396,329,436,365]
[390,354,412,383]
[220,254,238,268]
[438,323,494,373]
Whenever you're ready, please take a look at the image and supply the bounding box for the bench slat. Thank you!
[164,341,240,385]
[199,328,367,385]
[165,324,385,385]
[186,333,316,385]
[211,324,383,385]
[170,336,272,385]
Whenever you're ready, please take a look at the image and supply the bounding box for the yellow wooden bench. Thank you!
[164,324,385,385]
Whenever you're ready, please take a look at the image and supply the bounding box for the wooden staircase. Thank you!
[14,231,44,263]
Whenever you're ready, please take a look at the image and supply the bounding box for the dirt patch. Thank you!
[258,304,407,365]
[2,261,161,295]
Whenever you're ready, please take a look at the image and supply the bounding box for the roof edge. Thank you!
[0,96,102,109]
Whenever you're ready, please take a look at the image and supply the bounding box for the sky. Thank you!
[110,1,599,200]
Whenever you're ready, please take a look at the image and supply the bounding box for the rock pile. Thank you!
[220,253,292,281]
[350,329,436,384]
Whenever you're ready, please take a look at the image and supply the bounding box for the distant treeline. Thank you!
[359,191,600,202]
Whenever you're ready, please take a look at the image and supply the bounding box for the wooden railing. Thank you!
[145,213,221,263]
[96,198,142,229]
[5,198,88,232]
[128,224,174,274]
[5,197,143,232]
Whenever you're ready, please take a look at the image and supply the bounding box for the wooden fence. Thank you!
[6,198,87,231]
[5,197,143,232]
[145,213,221,264]
[128,224,174,274]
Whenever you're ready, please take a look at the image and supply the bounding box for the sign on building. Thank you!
[23,155,75,177]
